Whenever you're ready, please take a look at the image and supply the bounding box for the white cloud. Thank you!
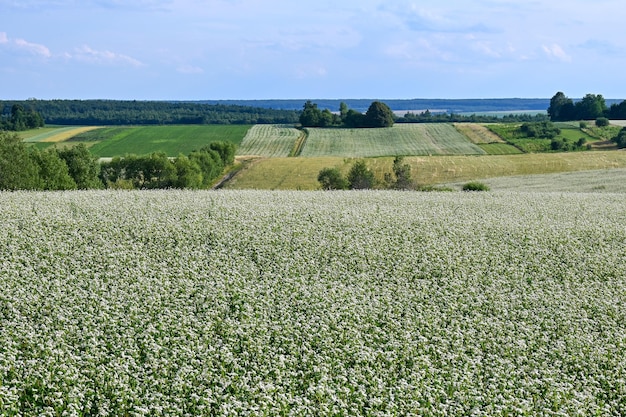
[542,43,571,62]
[71,45,143,66]
[0,32,8,44]
[14,38,51,57]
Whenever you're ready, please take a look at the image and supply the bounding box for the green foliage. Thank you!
[1,99,299,125]
[208,141,236,166]
[462,181,490,191]
[347,159,375,189]
[0,131,41,190]
[364,101,395,128]
[0,104,44,131]
[519,121,561,139]
[30,148,77,190]
[317,167,348,190]
[595,117,609,127]
[174,155,203,189]
[612,127,626,148]
[391,156,413,190]
[57,144,102,189]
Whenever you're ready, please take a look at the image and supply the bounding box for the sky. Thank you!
[1,0,625,100]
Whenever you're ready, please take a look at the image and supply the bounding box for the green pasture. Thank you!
[237,124,303,157]
[226,151,626,190]
[477,143,523,155]
[300,124,486,157]
[70,125,251,157]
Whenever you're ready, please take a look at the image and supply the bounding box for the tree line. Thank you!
[0,100,300,126]
[0,104,44,131]
[299,101,395,128]
[548,92,626,121]
[0,131,235,191]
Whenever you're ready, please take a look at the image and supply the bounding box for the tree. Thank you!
[391,156,413,190]
[58,144,102,189]
[189,148,224,187]
[208,141,236,166]
[364,101,395,128]
[0,131,40,190]
[347,160,375,189]
[174,155,203,188]
[31,148,77,190]
[576,94,607,120]
[547,92,575,121]
[317,167,347,190]
[299,100,322,127]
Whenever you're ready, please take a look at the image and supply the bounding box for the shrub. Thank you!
[347,160,375,189]
[317,167,348,190]
[595,117,610,127]
[462,181,490,191]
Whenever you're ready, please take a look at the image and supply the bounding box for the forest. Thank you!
[0,99,300,126]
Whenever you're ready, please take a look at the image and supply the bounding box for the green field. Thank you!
[237,124,303,157]
[68,125,251,157]
[300,124,486,157]
[2,190,625,415]
[226,151,626,190]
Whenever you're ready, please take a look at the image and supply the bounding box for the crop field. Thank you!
[453,123,505,144]
[237,124,303,157]
[300,124,486,157]
[443,168,626,192]
[1,190,625,416]
[226,150,626,190]
[68,125,251,157]
[21,126,103,143]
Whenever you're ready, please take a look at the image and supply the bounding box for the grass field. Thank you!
[226,150,626,190]
[300,124,486,157]
[453,123,505,144]
[443,168,626,192]
[237,124,303,157]
[68,125,251,157]
[2,190,625,415]
[20,126,103,143]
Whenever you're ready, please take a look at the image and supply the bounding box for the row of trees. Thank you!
[99,142,235,189]
[0,104,44,131]
[548,92,626,121]
[318,157,413,190]
[0,131,235,191]
[300,101,395,128]
[0,100,300,125]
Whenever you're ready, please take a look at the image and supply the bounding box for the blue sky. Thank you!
[1,0,625,100]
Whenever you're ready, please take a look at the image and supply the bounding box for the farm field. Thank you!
[20,126,102,143]
[237,124,303,157]
[1,190,625,416]
[443,167,626,192]
[226,151,626,190]
[62,125,251,157]
[300,124,486,157]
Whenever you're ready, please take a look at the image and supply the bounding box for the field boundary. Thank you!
[289,129,308,157]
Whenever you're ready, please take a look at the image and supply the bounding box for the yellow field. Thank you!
[454,123,505,143]
[225,151,626,190]
[21,126,102,143]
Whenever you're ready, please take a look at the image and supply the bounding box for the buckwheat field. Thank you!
[1,190,625,416]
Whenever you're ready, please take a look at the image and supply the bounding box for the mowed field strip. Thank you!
[21,126,103,143]
[237,124,303,157]
[300,123,486,157]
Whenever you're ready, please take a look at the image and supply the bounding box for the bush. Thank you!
[595,117,610,127]
[462,182,490,191]
[347,160,375,189]
[317,167,347,190]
